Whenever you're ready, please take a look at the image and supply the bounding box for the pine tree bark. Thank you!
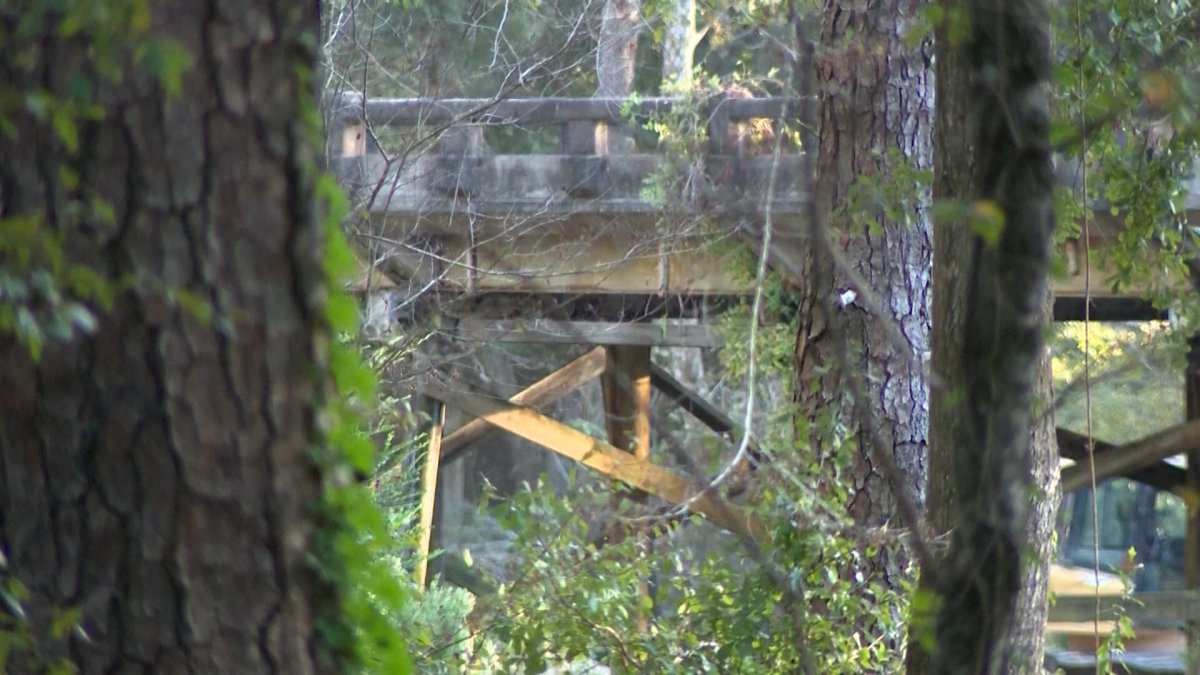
[597,0,642,98]
[595,0,642,153]
[794,0,932,583]
[910,1,1060,671]
[0,3,333,673]
[661,0,696,87]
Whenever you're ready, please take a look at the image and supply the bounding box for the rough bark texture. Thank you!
[794,0,932,578]
[661,0,696,87]
[596,0,641,153]
[596,0,641,98]
[0,3,331,673]
[912,1,1060,672]
[1007,332,1059,672]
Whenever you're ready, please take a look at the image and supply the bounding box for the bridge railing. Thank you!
[332,94,799,154]
[328,92,806,208]
[326,92,1194,306]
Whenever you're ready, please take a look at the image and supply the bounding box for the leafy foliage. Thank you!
[1053,0,1200,311]
[307,158,416,671]
[332,0,1200,671]
[415,473,906,673]
[1052,322,1183,444]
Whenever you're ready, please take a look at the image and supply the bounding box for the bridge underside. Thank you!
[337,99,1200,611]
[354,207,1169,323]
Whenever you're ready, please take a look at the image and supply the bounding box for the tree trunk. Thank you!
[794,0,932,583]
[661,0,696,88]
[596,0,641,153]
[597,0,642,97]
[0,3,333,673]
[1010,334,1060,670]
[911,1,1060,671]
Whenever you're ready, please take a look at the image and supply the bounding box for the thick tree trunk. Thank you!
[911,2,1060,672]
[0,3,332,673]
[794,0,932,583]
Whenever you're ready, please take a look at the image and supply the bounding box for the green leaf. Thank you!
[139,39,193,96]
[326,292,359,333]
[323,229,357,281]
[51,108,79,154]
[173,289,213,324]
[932,199,970,227]
[50,607,82,639]
[969,200,1006,246]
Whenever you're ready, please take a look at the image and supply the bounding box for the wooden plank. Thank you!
[650,362,738,437]
[459,319,722,348]
[1059,418,1200,492]
[1048,592,1200,627]
[649,362,763,469]
[1057,427,1185,492]
[415,402,445,589]
[440,347,607,464]
[421,379,766,541]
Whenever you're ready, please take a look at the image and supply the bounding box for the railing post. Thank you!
[561,109,614,198]
[328,91,386,201]
[431,125,486,197]
[561,118,602,155]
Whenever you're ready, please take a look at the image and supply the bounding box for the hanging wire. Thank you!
[1074,0,1103,652]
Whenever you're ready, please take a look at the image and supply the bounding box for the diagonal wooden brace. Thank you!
[421,378,766,541]
[439,347,607,464]
[649,361,765,470]
[1057,427,1184,492]
[1060,418,1200,492]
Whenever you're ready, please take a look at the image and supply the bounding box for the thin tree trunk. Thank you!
[912,1,1059,671]
[1010,330,1060,671]
[596,0,641,153]
[795,0,932,584]
[0,3,332,673]
[661,0,696,88]
[597,0,642,97]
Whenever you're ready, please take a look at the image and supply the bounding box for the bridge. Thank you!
[330,93,1189,321]
[330,93,1200,642]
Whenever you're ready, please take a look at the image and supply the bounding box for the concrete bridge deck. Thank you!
[331,93,1199,321]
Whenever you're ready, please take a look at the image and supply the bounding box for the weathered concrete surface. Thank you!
[334,98,1200,303]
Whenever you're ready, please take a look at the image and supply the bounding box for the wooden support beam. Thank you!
[602,346,652,459]
[420,379,765,541]
[1059,418,1200,492]
[415,402,445,589]
[1048,591,1200,627]
[1057,427,1186,492]
[458,319,722,348]
[439,347,607,464]
[601,345,652,631]
[649,362,763,469]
